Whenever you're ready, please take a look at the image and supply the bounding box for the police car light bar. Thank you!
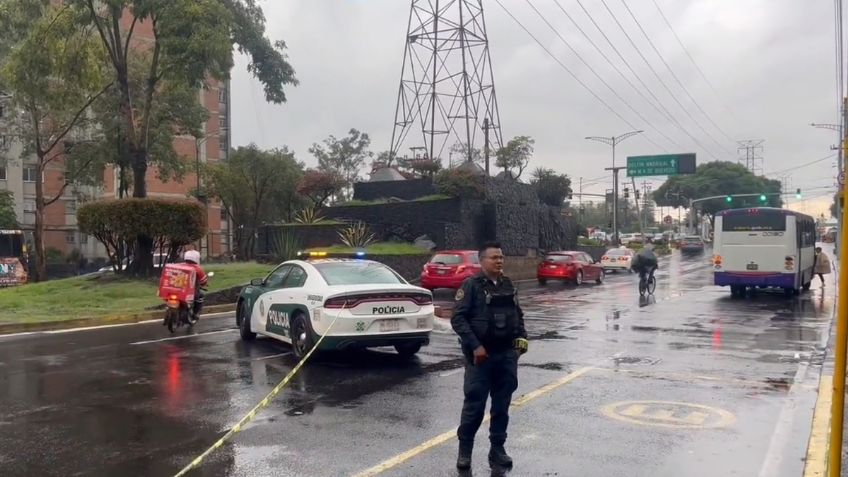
[297,250,367,259]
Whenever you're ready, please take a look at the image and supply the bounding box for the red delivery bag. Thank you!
[158,263,197,302]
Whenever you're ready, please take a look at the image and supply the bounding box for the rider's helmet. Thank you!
[184,250,201,264]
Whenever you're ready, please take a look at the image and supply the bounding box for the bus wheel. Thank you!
[802,281,812,292]
[730,285,744,298]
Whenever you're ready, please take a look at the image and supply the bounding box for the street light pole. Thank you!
[812,121,844,255]
[586,130,644,245]
[194,128,228,260]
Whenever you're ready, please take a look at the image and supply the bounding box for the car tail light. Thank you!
[324,297,354,308]
[457,265,467,274]
[413,294,433,305]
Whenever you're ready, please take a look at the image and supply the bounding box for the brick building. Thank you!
[0,11,232,262]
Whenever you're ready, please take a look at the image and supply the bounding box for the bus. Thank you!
[0,229,28,286]
[713,208,815,297]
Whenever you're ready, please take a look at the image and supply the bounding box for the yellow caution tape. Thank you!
[173,310,342,477]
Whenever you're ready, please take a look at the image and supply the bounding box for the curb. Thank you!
[0,303,237,336]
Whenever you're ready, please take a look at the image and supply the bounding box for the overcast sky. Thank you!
[230,0,841,217]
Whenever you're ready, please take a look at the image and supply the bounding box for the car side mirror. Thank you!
[250,278,263,287]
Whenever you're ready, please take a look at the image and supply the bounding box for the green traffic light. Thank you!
[725,196,732,203]
[759,194,767,202]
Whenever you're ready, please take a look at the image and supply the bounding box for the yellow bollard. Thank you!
[829,186,848,477]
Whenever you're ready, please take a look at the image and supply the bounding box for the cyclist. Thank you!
[631,240,658,288]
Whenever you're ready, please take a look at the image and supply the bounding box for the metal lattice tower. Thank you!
[389,0,504,168]
[737,139,764,176]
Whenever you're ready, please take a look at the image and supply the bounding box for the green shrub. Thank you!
[434,169,485,199]
[78,198,206,272]
[271,231,301,262]
[294,205,326,224]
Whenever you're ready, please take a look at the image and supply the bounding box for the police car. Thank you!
[236,252,434,360]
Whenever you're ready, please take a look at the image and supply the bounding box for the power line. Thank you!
[649,0,739,125]
[550,0,726,160]
[524,0,684,151]
[619,0,735,145]
[765,153,836,176]
[492,0,666,151]
[596,0,732,157]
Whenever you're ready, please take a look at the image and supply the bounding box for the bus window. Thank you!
[721,212,786,232]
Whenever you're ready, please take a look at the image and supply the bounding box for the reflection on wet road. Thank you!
[0,247,837,477]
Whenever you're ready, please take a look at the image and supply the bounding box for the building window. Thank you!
[218,137,227,152]
[80,234,88,245]
[23,199,35,212]
[23,167,38,182]
[0,166,5,181]
[218,88,227,103]
[66,200,76,213]
[218,116,227,129]
[65,232,75,244]
[220,208,227,220]
[0,136,9,151]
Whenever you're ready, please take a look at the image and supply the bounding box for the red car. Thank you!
[537,251,605,286]
[420,250,482,290]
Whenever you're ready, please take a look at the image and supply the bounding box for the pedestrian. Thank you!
[450,241,529,470]
[814,247,831,287]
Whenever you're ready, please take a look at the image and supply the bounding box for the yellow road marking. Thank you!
[351,366,594,477]
[804,375,833,477]
[601,400,736,429]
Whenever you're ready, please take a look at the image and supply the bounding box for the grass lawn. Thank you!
[307,242,428,255]
[0,262,273,324]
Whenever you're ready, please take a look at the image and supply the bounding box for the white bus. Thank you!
[713,207,816,297]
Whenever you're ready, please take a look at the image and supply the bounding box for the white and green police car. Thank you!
[236,253,434,359]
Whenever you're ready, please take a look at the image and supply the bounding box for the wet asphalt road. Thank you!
[0,247,838,477]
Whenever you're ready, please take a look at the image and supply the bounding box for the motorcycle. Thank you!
[159,267,214,333]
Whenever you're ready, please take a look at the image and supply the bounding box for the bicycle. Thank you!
[638,268,656,296]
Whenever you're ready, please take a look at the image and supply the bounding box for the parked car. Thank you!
[619,233,644,245]
[537,251,604,286]
[420,250,481,290]
[600,247,635,273]
[680,236,706,253]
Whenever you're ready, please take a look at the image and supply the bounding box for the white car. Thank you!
[236,257,434,360]
[618,233,643,245]
[600,248,635,272]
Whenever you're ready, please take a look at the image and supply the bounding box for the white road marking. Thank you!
[253,352,292,361]
[438,368,463,377]
[130,329,236,345]
[0,311,235,339]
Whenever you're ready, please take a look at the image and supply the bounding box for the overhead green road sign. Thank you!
[627,153,696,177]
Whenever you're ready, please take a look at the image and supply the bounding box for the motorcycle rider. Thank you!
[182,250,208,320]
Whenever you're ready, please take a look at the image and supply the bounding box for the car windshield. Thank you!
[314,261,405,285]
[607,249,629,256]
[545,255,573,262]
[430,254,464,265]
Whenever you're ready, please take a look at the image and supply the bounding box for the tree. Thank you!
[530,167,572,207]
[496,136,535,179]
[0,1,112,281]
[72,0,298,275]
[204,145,304,259]
[0,191,17,229]
[297,169,347,208]
[653,162,783,221]
[398,157,442,178]
[449,142,482,166]
[309,128,372,200]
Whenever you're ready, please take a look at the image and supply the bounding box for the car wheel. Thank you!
[538,278,547,286]
[238,300,256,341]
[395,342,422,357]
[290,313,315,361]
[575,271,583,286]
[596,270,604,285]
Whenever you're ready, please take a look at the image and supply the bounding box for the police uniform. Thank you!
[450,272,527,466]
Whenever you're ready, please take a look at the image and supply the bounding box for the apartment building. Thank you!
[0,11,232,262]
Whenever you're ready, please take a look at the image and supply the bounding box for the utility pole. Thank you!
[483,117,490,174]
[587,130,644,244]
[811,116,845,255]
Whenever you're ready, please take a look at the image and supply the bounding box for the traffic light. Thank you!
[759,194,767,202]
[795,188,802,199]
[624,187,629,199]
[725,195,732,203]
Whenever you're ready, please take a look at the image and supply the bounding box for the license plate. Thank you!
[548,265,558,269]
[437,270,446,275]
[379,320,400,332]
[746,263,759,271]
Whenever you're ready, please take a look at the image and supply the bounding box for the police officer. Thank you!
[451,241,529,470]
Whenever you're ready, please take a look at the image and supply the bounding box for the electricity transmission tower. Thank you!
[389,0,504,171]
[737,140,764,175]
